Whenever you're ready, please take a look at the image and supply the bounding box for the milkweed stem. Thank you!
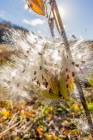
[53,0,93,137]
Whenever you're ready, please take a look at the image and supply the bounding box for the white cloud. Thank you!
[23,19,45,26]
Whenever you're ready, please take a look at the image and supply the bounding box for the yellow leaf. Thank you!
[1,108,10,119]
[45,134,52,140]
[20,110,26,119]
[45,134,57,140]
[72,103,79,112]
[27,110,32,117]
[63,129,69,136]
[48,106,53,112]
[27,0,45,16]
[47,114,52,121]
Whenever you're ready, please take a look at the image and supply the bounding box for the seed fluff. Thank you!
[0,29,93,101]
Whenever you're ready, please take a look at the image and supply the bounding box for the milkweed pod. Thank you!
[44,69,59,96]
[59,70,74,100]
[27,0,45,16]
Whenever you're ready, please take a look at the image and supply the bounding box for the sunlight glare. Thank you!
[58,6,66,19]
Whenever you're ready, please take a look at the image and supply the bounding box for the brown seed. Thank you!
[26,51,29,53]
[38,52,42,55]
[34,71,36,75]
[22,69,25,73]
[34,77,36,80]
[66,84,69,88]
[58,91,62,97]
[37,81,40,86]
[66,74,69,79]
[81,61,85,63]
[45,81,48,88]
[75,64,79,67]
[43,80,48,88]
[72,72,75,77]
[65,68,68,72]
[40,66,42,70]
[42,75,44,80]
[49,88,52,93]
[17,83,20,87]
[24,55,28,57]
[72,62,75,65]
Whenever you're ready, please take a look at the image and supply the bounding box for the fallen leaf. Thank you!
[72,103,79,112]
[1,108,10,119]
[37,127,42,136]
[20,109,26,119]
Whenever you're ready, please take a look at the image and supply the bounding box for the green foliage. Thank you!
[87,103,93,112]
[88,76,93,87]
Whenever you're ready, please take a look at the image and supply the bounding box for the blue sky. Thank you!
[0,0,93,40]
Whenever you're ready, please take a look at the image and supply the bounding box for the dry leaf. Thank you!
[1,108,10,119]
[20,109,26,119]
[37,127,42,136]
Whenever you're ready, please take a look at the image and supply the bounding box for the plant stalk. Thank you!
[53,0,93,137]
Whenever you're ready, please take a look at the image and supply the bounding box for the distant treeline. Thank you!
[0,19,28,44]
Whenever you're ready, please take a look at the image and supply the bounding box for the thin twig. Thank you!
[0,121,21,138]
